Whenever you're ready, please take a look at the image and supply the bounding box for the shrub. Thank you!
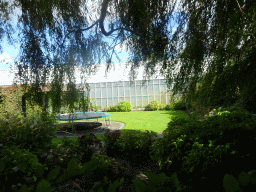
[103,129,123,157]
[145,100,161,111]
[2,153,116,192]
[109,105,119,112]
[158,103,166,110]
[149,110,256,192]
[163,102,173,110]
[0,145,46,191]
[49,137,85,169]
[116,101,133,112]
[103,106,109,112]
[114,130,158,164]
[223,170,256,192]
[164,100,186,111]
[0,113,60,158]
[77,133,102,163]
[134,172,182,192]
[91,104,100,112]
[190,110,203,121]
[172,100,186,111]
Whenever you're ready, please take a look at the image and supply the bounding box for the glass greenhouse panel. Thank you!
[112,87,118,97]
[96,89,101,98]
[124,87,130,96]
[130,86,135,96]
[136,85,141,95]
[118,87,124,97]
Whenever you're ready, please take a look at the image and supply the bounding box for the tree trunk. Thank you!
[22,94,26,117]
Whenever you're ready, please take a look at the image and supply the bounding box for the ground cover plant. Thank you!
[1,95,256,191]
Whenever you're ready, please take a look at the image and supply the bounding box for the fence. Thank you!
[81,79,186,110]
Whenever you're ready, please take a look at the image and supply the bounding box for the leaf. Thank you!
[46,166,61,181]
[67,157,79,178]
[223,174,241,192]
[0,159,5,172]
[134,177,149,192]
[238,171,252,186]
[36,179,52,192]
[145,172,167,187]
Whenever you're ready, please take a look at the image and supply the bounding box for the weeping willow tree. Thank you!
[162,0,256,113]
[1,0,255,118]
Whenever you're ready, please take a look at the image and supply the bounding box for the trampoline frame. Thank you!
[53,112,111,138]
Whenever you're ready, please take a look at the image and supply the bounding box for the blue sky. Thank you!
[0,0,182,71]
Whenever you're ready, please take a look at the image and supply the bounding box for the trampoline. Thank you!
[53,112,111,138]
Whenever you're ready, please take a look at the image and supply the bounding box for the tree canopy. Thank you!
[1,0,255,115]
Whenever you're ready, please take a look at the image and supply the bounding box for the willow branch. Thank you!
[235,0,256,42]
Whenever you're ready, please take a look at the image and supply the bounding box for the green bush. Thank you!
[103,106,110,112]
[115,130,158,155]
[1,153,116,192]
[0,113,61,158]
[116,101,133,112]
[145,100,161,111]
[172,100,186,111]
[149,110,256,192]
[78,133,101,163]
[0,145,47,191]
[134,172,182,192]
[109,105,119,112]
[91,104,101,112]
[158,103,166,110]
[163,102,173,110]
[102,106,118,112]
[103,129,123,157]
[223,170,256,192]
[164,100,186,111]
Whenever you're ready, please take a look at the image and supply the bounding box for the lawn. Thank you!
[50,109,193,148]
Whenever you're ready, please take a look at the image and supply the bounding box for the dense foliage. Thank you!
[1,0,256,191]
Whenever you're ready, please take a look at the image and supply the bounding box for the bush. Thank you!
[103,106,110,112]
[109,105,119,112]
[115,130,158,164]
[149,110,256,192]
[163,102,173,110]
[172,100,186,111]
[77,133,102,163]
[145,100,161,111]
[164,100,186,111]
[116,101,133,112]
[0,113,60,158]
[0,145,46,191]
[158,103,166,110]
[103,129,122,157]
[86,103,101,112]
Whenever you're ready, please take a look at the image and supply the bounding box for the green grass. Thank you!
[50,109,193,147]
